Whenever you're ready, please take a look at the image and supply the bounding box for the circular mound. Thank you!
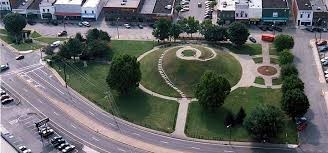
[182,50,196,57]
[257,66,277,76]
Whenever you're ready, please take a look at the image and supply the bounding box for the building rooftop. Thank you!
[152,0,174,14]
[83,0,101,7]
[140,0,155,14]
[249,0,262,8]
[105,0,140,8]
[28,0,42,9]
[296,0,312,10]
[55,0,83,5]
[40,0,57,7]
[310,0,328,12]
[219,0,236,11]
[262,0,288,8]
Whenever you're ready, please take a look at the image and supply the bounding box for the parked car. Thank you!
[19,146,32,153]
[0,64,9,72]
[57,30,67,37]
[0,94,10,100]
[62,145,75,153]
[138,24,143,29]
[57,142,70,150]
[321,57,328,62]
[53,139,66,147]
[50,41,61,48]
[180,1,189,5]
[323,28,327,32]
[198,2,202,7]
[266,26,274,31]
[258,25,267,31]
[319,45,328,52]
[16,55,24,60]
[273,26,283,32]
[204,15,212,19]
[39,126,54,138]
[1,98,13,104]
[305,27,314,32]
[322,60,328,66]
[124,23,131,29]
[317,40,327,46]
[248,36,257,43]
[51,136,63,144]
[313,27,322,32]
[81,21,90,27]
[0,89,6,96]
[324,69,328,74]
[181,8,190,12]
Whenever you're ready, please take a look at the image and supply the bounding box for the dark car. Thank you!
[53,139,66,147]
[57,142,70,150]
[204,15,212,19]
[1,94,10,100]
[313,27,322,32]
[266,26,274,31]
[317,40,327,46]
[57,31,67,37]
[1,98,13,104]
[305,27,314,32]
[249,37,256,43]
[273,26,282,32]
[51,136,63,144]
[138,24,143,29]
[295,117,307,125]
[319,45,328,52]
[16,55,24,60]
[258,25,267,31]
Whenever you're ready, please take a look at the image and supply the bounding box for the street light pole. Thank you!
[226,124,232,145]
[116,17,120,39]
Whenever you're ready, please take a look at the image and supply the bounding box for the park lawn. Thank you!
[0,35,12,44]
[254,76,265,85]
[182,50,196,56]
[219,43,262,55]
[185,87,298,144]
[35,37,67,44]
[270,57,279,65]
[272,77,282,85]
[140,48,181,97]
[110,40,154,57]
[192,45,214,60]
[0,29,8,35]
[269,44,278,55]
[252,57,263,63]
[163,47,242,97]
[30,31,42,38]
[11,42,44,51]
[52,61,179,133]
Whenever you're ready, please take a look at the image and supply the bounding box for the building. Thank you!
[292,0,313,26]
[235,0,249,20]
[262,0,290,24]
[140,0,174,22]
[310,0,328,27]
[0,0,11,11]
[39,0,56,19]
[218,0,236,24]
[54,0,85,20]
[81,0,108,20]
[248,0,262,24]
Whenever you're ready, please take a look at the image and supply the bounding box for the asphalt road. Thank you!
[1,26,328,153]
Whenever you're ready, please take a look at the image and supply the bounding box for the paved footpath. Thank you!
[172,98,189,137]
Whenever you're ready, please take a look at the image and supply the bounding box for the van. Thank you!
[261,34,275,42]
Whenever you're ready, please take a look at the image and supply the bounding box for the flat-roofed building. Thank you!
[0,0,11,11]
[40,0,56,19]
[81,0,108,20]
[218,0,236,24]
[235,0,249,20]
[292,0,313,26]
[54,0,85,19]
[248,0,262,23]
[262,0,290,24]
[310,0,328,27]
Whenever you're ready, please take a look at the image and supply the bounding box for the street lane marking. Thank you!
[54,112,59,116]
[71,124,77,129]
[224,150,234,153]
[107,122,115,127]
[0,64,42,77]
[38,99,44,104]
[191,147,200,150]
[38,68,49,76]
[160,141,169,144]
[91,137,99,141]
[89,111,95,116]
[9,119,18,125]
[132,133,140,136]
[23,88,28,92]
[117,148,126,152]
[31,72,65,95]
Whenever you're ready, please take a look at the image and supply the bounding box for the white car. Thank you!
[321,57,328,62]
[205,1,211,4]
[19,146,32,153]
[124,24,131,29]
[50,41,61,48]
[181,8,190,12]
[181,1,189,5]
[182,5,189,8]
[81,21,90,27]
[324,69,328,74]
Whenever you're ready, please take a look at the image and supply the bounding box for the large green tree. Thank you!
[281,64,299,80]
[86,40,111,59]
[182,16,199,38]
[86,28,111,42]
[278,49,294,65]
[274,34,294,52]
[106,54,141,94]
[195,71,231,111]
[228,22,249,46]
[169,23,183,41]
[243,105,285,141]
[3,13,27,43]
[58,38,84,60]
[281,89,310,118]
[152,18,171,41]
[282,75,304,93]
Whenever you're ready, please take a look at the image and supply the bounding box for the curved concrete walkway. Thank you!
[176,45,217,61]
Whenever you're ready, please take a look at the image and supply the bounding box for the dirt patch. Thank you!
[257,66,277,76]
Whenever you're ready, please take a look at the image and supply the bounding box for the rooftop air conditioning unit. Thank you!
[121,2,126,5]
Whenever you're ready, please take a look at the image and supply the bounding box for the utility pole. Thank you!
[226,124,232,145]
[116,17,120,39]
[63,61,67,88]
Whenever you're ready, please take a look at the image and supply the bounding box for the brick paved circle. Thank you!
[257,66,277,76]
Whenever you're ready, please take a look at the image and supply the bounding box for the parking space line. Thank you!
[71,124,77,129]
[54,112,59,116]
[117,148,126,152]
[191,147,200,150]
[160,141,169,144]
[91,137,99,141]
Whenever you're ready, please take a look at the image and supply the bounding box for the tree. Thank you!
[58,38,84,60]
[200,19,213,35]
[243,105,285,141]
[195,71,231,111]
[99,30,111,41]
[175,5,183,15]
[281,89,310,118]
[3,13,27,43]
[86,28,111,42]
[228,22,249,46]
[235,107,246,125]
[274,34,294,52]
[75,32,85,42]
[169,23,183,41]
[278,49,294,65]
[224,111,235,126]
[152,18,171,41]
[210,1,218,8]
[182,16,199,38]
[106,54,141,94]
[282,75,304,93]
[201,23,227,41]
[281,64,298,80]
[86,40,111,59]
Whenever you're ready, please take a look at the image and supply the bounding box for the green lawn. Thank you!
[185,87,297,144]
[0,29,8,35]
[192,45,214,60]
[163,47,242,97]
[0,35,12,44]
[182,50,196,57]
[272,77,282,85]
[30,31,42,38]
[254,76,265,85]
[11,42,44,51]
[252,57,263,63]
[52,61,178,133]
[270,57,279,65]
[110,40,154,57]
[35,37,67,44]
[218,43,262,55]
[269,44,278,55]
[140,47,181,97]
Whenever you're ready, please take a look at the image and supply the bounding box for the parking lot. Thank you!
[179,0,213,22]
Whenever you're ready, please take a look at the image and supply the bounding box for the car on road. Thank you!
[124,23,131,29]
[16,55,24,60]
[62,145,75,153]
[57,30,67,37]
[19,146,32,153]
[0,64,9,72]
[51,41,61,48]
[249,36,256,43]
[81,21,90,27]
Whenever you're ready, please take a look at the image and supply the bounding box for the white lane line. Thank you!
[224,150,234,153]
[38,68,49,76]
[191,147,200,150]
[53,112,59,116]
[89,111,95,116]
[117,148,126,152]
[18,116,32,121]
[31,72,65,95]
[160,141,169,144]
[38,99,44,104]
[0,64,42,77]
[107,122,115,127]
[132,133,140,136]
[71,124,77,129]
[91,137,99,141]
